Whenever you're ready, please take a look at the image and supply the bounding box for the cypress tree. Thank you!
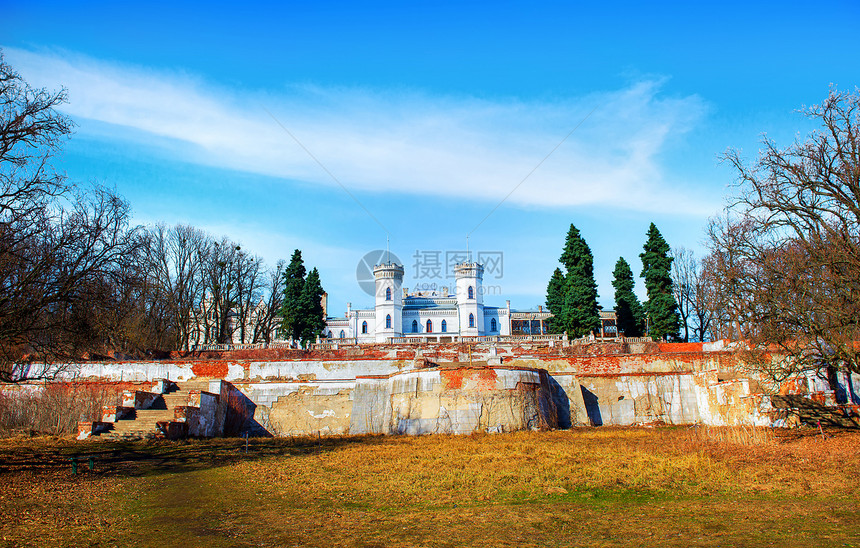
[545,267,567,334]
[640,223,680,341]
[558,224,600,337]
[278,249,306,341]
[298,267,327,347]
[611,257,645,337]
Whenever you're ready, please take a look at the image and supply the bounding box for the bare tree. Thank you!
[232,250,264,343]
[710,87,860,382]
[0,182,141,381]
[199,237,269,345]
[143,223,211,350]
[200,238,234,344]
[671,247,695,342]
[252,259,284,344]
[671,247,717,342]
[141,225,284,349]
[0,52,72,222]
[690,255,714,342]
[78,227,164,356]
[1,52,293,369]
[0,53,186,374]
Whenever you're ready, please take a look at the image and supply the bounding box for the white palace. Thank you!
[323,260,554,343]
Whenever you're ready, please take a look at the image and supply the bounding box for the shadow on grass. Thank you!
[0,434,389,479]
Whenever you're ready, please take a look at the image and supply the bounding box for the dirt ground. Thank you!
[0,427,858,547]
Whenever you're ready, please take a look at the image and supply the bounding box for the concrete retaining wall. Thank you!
[209,380,255,436]
[46,341,859,436]
[350,366,557,435]
[184,390,220,437]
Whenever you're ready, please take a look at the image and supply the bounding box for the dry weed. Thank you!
[0,383,125,436]
[1,428,858,547]
[236,428,860,509]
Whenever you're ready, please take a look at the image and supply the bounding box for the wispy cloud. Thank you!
[131,213,356,274]
[5,46,712,214]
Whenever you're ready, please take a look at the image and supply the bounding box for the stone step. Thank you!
[116,419,173,428]
[111,422,165,431]
[177,380,214,388]
[109,428,158,435]
[118,417,174,424]
[98,381,215,438]
[104,431,159,440]
[107,428,157,436]
[163,394,193,405]
[133,412,176,420]
[169,387,212,394]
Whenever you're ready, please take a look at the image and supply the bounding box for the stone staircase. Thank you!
[106,380,213,440]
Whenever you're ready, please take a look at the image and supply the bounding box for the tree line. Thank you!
[546,87,860,386]
[706,87,860,382]
[0,53,325,382]
[545,222,679,341]
[5,47,859,387]
[657,88,860,384]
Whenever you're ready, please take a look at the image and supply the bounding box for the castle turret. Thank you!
[374,261,404,342]
[455,262,484,336]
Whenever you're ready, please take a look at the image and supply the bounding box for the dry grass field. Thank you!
[0,427,858,547]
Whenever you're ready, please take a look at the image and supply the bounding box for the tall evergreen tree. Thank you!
[298,267,326,347]
[611,257,645,337]
[545,268,567,334]
[640,223,680,341]
[558,224,600,337]
[278,249,306,341]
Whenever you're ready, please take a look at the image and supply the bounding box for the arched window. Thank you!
[385,287,391,301]
[491,318,497,332]
[469,313,475,328]
[412,320,418,333]
[361,321,368,334]
[468,285,474,299]
[339,330,345,339]
[441,319,447,332]
[426,319,433,333]
[385,314,392,329]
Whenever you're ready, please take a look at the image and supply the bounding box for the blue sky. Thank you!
[2,1,858,314]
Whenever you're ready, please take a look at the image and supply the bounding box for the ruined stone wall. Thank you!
[575,370,776,427]
[350,366,558,435]
[209,380,256,436]
[577,373,702,426]
[67,358,414,383]
[188,391,219,437]
[225,367,562,436]
[237,381,356,436]
[47,342,800,435]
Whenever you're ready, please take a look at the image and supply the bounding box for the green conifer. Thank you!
[545,268,567,334]
[298,267,327,347]
[557,224,600,337]
[278,249,306,341]
[611,257,645,337]
[639,223,680,341]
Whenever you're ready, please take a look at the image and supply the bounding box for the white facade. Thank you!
[187,296,275,347]
[324,260,515,342]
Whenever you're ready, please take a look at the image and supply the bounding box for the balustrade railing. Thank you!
[194,333,650,352]
[311,338,359,349]
[191,341,298,351]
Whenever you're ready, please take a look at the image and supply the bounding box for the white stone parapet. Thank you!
[454,262,484,279]
[373,262,404,279]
